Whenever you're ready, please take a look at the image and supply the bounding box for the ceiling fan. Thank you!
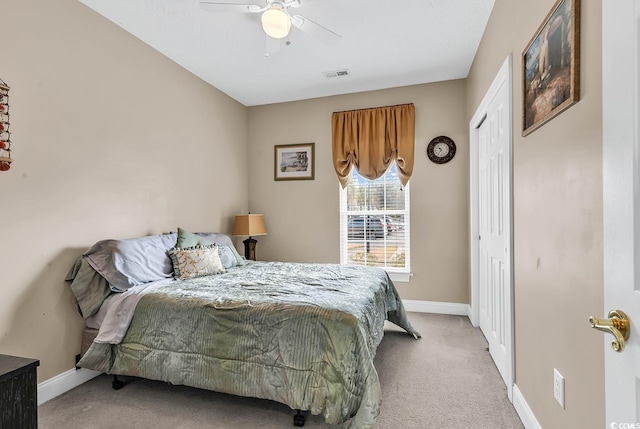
[199,0,341,49]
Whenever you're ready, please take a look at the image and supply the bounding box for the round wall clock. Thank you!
[427,136,456,164]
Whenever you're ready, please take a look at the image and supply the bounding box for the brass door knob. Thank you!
[589,310,630,352]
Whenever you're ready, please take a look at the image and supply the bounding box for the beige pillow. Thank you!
[168,245,226,280]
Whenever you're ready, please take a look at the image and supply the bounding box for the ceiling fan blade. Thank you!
[199,1,263,13]
[290,14,341,46]
[283,0,302,8]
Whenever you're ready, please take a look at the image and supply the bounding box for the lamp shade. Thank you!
[261,7,291,39]
[232,214,267,237]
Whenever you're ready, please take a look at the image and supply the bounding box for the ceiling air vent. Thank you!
[323,69,350,78]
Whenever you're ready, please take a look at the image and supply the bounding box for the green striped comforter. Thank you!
[78,261,420,428]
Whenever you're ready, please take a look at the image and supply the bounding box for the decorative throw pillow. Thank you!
[168,245,226,280]
[175,227,246,268]
[176,227,214,248]
[217,245,238,269]
[219,242,246,267]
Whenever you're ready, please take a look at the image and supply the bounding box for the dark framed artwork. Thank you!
[274,143,315,181]
[522,0,580,136]
[0,79,11,172]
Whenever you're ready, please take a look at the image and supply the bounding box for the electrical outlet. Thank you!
[553,368,565,408]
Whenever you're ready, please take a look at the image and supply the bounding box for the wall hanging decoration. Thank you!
[426,136,456,164]
[0,78,11,171]
[274,143,315,181]
[522,0,580,136]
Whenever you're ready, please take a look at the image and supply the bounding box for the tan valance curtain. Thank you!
[331,103,415,188]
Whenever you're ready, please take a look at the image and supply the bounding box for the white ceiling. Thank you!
[79,0,495,107]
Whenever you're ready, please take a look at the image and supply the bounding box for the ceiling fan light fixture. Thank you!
[261,7,291,39]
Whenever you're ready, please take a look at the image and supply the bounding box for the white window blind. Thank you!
[339,163,410,279]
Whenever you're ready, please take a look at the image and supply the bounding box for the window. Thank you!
[340,163,410,281]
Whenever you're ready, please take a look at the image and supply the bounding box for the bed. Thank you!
[67,230,420,428]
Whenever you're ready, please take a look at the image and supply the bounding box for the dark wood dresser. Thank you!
[0,354,40,429]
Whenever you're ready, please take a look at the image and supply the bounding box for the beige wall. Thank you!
[247,81,470,303]
[467,0,604,427]
[2,0,249,381]
[2,3,605,427]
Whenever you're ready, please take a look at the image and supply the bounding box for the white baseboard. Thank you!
[38,367,102,405]
[402,299,471,316]
[513,384,543,429]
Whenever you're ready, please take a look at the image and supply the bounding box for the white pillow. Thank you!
[168,245,226,280]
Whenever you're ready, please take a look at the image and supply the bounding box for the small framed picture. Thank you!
[522,0,580,136]
[274,143,315,181]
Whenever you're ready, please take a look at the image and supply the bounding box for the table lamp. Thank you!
[232,214,267,261]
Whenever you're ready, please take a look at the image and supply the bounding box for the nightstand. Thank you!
[0,354,40,429]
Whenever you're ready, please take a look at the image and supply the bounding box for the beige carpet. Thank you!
[39,313,524,428]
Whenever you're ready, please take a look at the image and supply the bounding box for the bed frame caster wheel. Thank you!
[112,375,124,390]
[293,410,305,427]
